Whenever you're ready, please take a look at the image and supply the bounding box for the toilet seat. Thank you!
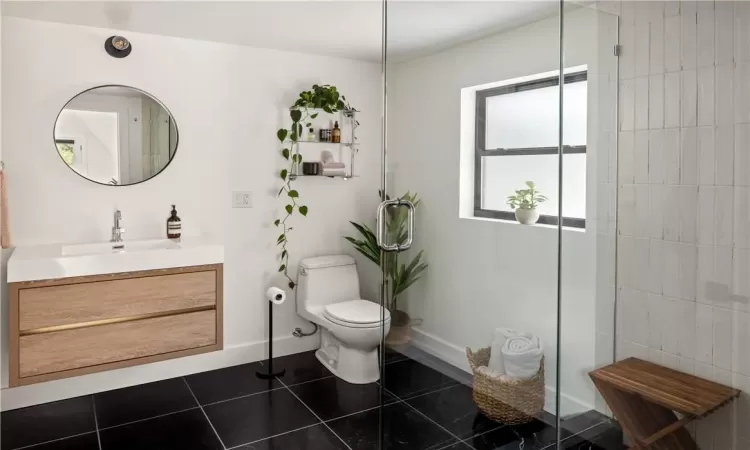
[323,299,391,329]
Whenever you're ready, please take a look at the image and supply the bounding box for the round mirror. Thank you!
[53,85,178,186]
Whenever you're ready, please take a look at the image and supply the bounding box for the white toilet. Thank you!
[297,255,391,384]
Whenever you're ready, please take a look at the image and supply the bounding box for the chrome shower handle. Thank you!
[377,199,400,252]
[376,199,415,252]
[399,200,415,251]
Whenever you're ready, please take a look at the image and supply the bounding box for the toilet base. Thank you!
[315,328,380,384]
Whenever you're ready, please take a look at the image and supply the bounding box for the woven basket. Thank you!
[466,347,545,425]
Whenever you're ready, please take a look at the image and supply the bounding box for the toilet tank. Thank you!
[297,255,361,313]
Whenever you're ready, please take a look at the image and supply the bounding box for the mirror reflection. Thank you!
[54,85,178,186]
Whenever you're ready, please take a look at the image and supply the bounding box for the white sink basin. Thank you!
[62,239,181,256]
[9,237,223,282]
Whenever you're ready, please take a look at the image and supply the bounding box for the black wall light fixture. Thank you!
[104,36,132,58]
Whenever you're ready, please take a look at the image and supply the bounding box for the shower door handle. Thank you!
[376,199,415,252]
[376,199,400,252]
[400,200,415,251]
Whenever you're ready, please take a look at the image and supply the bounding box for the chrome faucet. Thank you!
[111,210,125,248]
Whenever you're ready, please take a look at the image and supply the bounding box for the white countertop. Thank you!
[8,236,224,282]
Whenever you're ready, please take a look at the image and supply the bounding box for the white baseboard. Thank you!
[410,327,471,373]
[409,327,592,417]
[1,335,319,411]
[543,386,592,418]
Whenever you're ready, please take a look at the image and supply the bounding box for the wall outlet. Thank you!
[232,191,253,208]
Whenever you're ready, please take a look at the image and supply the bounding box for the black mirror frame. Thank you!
[52,84,179,187]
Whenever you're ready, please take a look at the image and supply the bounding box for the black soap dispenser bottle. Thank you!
[167,205,182,239]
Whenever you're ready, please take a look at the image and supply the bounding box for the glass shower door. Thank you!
[376,1,623,449]
[556,2,620,447]
[378,1,568,449]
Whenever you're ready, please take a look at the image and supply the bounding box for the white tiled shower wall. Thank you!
[607,0,750,447]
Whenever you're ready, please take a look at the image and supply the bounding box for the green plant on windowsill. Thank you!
[507,181,547,225]
[345,191,428,343]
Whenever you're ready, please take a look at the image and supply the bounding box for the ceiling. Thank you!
[3,1,560,62]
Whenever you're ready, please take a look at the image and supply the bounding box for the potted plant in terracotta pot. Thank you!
[507,181,547,225]
[345,191,428,345]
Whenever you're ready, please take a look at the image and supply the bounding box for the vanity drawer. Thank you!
[19,310,216,379]
[18,270,217,332]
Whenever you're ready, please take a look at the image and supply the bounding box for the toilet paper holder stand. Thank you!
[256,290,286,380]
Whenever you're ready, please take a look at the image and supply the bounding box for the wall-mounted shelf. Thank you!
[290,141,360,147]
[289,109,359,179]
[289,174,358,180]
[289,107,357,115]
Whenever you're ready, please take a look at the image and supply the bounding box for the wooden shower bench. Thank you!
[590,358,740,449]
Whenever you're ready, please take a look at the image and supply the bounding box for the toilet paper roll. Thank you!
[266,287,286,305]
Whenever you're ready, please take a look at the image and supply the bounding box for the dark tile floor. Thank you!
[1,349,624,450]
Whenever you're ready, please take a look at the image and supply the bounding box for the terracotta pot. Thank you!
[385,309,412,346]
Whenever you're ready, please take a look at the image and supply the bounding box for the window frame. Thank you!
[473,71,588,229]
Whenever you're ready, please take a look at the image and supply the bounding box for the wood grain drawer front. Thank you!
[19,271,217,332]
[19,310,216,378]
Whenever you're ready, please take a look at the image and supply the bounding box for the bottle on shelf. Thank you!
[319,128,330,142]
[307,127,316,142]
[332,121,341,143]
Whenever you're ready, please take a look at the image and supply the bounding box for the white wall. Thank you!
[385,6,617,415]
[606,1,750,448]
[1,17,381,410]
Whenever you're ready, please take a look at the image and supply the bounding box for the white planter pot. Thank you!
[515,208,540,225]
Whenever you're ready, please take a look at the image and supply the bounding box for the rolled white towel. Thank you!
[502,335,543,380]
[488,327,522,374]
[476,365,513,382]
[322,168,347,177]
[320,162,346,169]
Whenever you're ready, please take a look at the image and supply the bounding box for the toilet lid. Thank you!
[324,300,390,325]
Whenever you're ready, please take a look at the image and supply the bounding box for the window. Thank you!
[474,71,587,228]
[55,139,76,166]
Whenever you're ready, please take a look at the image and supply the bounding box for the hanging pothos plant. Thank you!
[275,84,357,289]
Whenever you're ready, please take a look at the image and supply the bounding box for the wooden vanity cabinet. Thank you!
[8,264,223,387]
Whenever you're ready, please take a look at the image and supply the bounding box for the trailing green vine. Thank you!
[275,84,357,289]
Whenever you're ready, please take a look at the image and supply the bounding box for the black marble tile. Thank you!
[562,438,618,450]
[562,437,624,450]
[560,410,610,437]
[534,410,558,428]
[589,426,625,450]
[560,422,625,450]
[99,408,222,450]
[94,377,197,428]
[383,347,409,365]
[383,358,458,400]
[407,352,474,387]
[406,384,504,439]
[185,361,280,405]
[466,418,570,450]
[19,432,100,450]
[437,443,475,450]
[328,401,458,450]
[236,424,349,449]
[1,396,96,449]
[203,387,319,448]
[274,351,334,385]
[290,377,396,421]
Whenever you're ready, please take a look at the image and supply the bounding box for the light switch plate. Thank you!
[232,191,252,208]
